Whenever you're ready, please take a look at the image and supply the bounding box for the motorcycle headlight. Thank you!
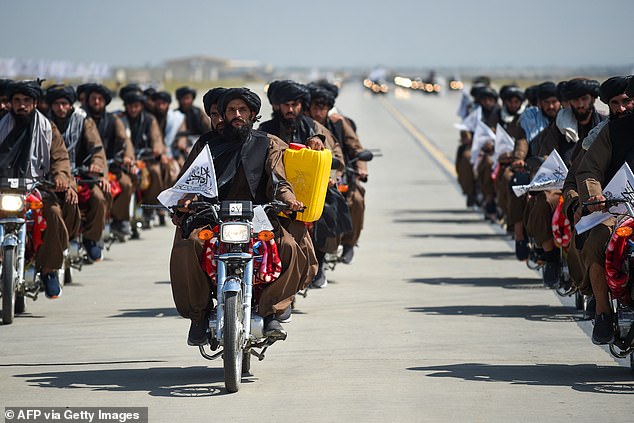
[0,194,25,212]
[220,222,250,244]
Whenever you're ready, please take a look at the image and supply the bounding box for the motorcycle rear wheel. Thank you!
[223,290,244,393]
[2,247,17,324]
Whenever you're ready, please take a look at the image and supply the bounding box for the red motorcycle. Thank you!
[584,197,634,371]
[0,178,50,324]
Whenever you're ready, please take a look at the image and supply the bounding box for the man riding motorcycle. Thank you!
[0,80,80,298]
[169,87,316,346]
[84,83,136,238]
[46,84,109,261]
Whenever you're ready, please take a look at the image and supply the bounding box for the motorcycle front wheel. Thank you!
[223,290,244,393]
[2,246,17,324]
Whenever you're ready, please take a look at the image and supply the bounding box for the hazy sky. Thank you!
[1,0,632,69]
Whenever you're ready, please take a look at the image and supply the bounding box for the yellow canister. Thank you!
[283,144,332,222]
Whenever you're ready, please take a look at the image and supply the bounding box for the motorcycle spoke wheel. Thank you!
[2,247,17,324]
[223,290,244,393]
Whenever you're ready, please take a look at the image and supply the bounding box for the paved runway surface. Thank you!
[1,84,632,422]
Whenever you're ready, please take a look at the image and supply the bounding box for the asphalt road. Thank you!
[1,83,632,423]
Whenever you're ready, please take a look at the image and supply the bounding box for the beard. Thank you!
[273,109,298,128]
[87,104,104,117]
[572,106,592,122]
[222,119,253,142]
[11,109,34,126]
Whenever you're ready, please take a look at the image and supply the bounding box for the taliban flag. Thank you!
[575,162,634,234]
[512,150,568,197]
[492,123,515,164]
[157,144,218,208]
[453,105,481,132]
[470,120,495,167]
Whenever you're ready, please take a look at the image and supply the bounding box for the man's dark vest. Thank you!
[204,130,270,203]
[182,107,205,135]
[120,111,153,151]
[94,112,118,159]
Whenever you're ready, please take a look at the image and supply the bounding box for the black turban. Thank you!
[524,85,538,105]
[45,85,76,104]
[627,76,634,98]
[560,78,599,101]
[307,83,335,108]
[477,86,498,101]
[84,83,112,105]
[143,87,156,98]
[151,91,172,103]
[267,80,309,105]
[119,83,142,100]
[76,83,93,99]
[314,79,339,99]
[0,79,13,97]
[175,86,196,100]
[9,80,43,100]
[536,81,557,101]
[556,81,568,101]
[218,87,261,116]
[202,87,227,116]
[470,83,488,99]
[122,92,145,105]
[500,85,524,102]
[599,76,629,104]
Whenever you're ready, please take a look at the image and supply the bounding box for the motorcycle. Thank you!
[104,150,129,244]
[131,148,161,237]
[63,146,106,284]
[148,198,290,392]
[0,177,51,324]
[322,149,377,271]
[583,197,634,371]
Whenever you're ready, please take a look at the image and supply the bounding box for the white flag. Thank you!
[492,123,515,164]
[575,162,634,234]
[456,89,471,120]
[157,144,218,208]
[470,120,495,165]
[453,106,481,132]
[512,150,568,197]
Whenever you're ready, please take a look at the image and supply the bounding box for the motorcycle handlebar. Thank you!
[581,198,629,208]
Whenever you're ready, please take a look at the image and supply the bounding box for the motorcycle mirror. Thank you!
[356,150,374,162]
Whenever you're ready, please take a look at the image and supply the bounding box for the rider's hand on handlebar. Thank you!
[100,176,111,194]
[286,199,305,212]
[176,194,197,212]
[65,188,78,205]
[89,164,103,175]
[586,195,607,213]
[53,175,69,192]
